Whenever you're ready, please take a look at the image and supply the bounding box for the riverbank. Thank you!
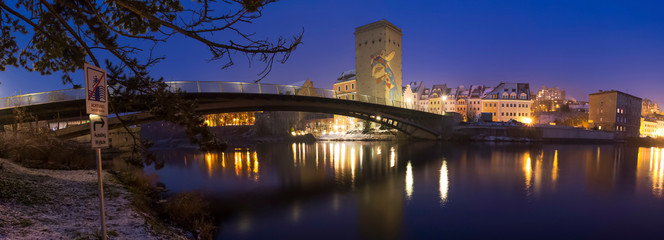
[0,158,188,239]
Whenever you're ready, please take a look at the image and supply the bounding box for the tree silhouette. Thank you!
[0,0,302,159]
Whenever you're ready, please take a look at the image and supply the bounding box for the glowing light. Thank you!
[376,116,381,121]
[442,96,447,101]
[291,131,296,136]
[390,147,396,168]
[439,161,449,205]
[253,156,259,175]
[552,150,558,183]
[524,153,532,191]
[653,148,664,198]
[292,143,297,166]
[522,117,533,125]
[205,152,214,177]
[405,161,414,200]
[376,146,382,155]
[350,147,356,182]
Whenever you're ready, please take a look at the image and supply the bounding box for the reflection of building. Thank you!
[589,90,642,139]
[637,147,664,198]
[355,20,402,104]
[480,82,532,122]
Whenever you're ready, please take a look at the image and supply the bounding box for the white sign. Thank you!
[85,63,108,116]
[90,114,109,148]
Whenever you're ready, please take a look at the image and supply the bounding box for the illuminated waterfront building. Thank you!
[355,20,403,105]
[640,115,664,138]
[589,90,642,139]
[642,98,661,116]
[402,81,425,110]
[333,70,360,132]
[427,84,447,114]
[480,82,532,122]
[203,112,256,126]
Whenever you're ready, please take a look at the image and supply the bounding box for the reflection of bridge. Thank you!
[0,81,457,139]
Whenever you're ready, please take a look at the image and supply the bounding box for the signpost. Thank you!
[85,63,108,240]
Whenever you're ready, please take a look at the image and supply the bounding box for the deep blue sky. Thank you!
[1,0,663,104]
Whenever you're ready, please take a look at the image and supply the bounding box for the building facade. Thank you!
[333,70,358,100]
[481,83,532,122]
[588,90,642,139]
[355,20,403,105]
[534,86,567,112]
[332,70,360,132]
[642,98,660,116]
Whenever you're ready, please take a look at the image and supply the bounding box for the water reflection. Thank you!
[439,160,449,205]
[405,161,413,200]
[144,143,664,239]
[637,147,664,198]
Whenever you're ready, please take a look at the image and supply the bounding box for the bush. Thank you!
[165,192,216,239]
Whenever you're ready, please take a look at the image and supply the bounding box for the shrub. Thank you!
[165,192,216,239]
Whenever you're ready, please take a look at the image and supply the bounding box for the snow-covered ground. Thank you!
[0,158,187,239]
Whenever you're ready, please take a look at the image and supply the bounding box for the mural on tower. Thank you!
[371,50,398,101]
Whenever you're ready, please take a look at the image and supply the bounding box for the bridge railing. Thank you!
[1,81,422,112]
[0,88,86,109]
[166,81,411,109]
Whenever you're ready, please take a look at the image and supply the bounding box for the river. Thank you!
[145,142,664,239]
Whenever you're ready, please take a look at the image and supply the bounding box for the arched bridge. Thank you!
[0,81,458,140]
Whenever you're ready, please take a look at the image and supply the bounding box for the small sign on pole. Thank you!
[90,114,109,148]
[84,63,109,240]
[85,63,108,116]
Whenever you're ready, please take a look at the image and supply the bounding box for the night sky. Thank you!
[1,0,663,105]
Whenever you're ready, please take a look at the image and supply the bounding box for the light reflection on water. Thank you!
[145,143,664,239]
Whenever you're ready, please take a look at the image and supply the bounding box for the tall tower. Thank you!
[355,20,403,104]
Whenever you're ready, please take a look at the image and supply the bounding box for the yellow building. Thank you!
[481,83,532,122]
[640,117,664,138]
[333,70,360,132]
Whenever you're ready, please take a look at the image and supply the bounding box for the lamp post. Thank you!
[442,96,448,115]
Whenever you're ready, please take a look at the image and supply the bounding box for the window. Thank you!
[617,108,620,113]
[502,104,505,107]
[351,95,355,100]
[337,86,341,91]
[501,112,504,116]
[345,85,348,91]
[351,83,354,89]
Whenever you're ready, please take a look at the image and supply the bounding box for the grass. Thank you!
[0,171,53,205]
[15,218,34,228]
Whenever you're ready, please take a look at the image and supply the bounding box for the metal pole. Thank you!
[95,148,107,240]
